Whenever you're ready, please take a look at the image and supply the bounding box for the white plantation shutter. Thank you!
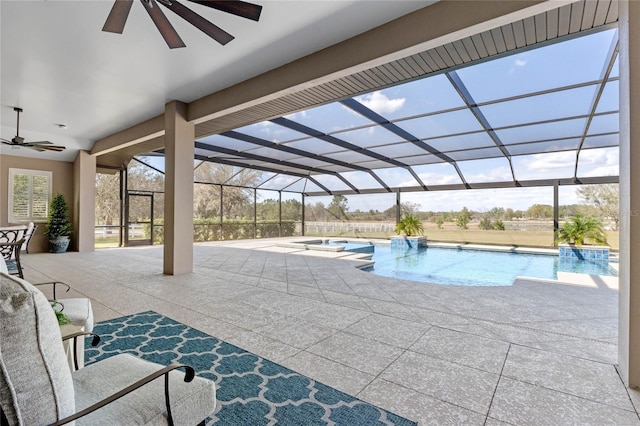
[8,169,52,222]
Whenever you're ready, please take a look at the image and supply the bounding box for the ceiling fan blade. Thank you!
[22,140,65,151]
[38,145,66,152]
[160,0,233,45]
[141,0,186,49]
[0,137,11,143]
[188,0,262,21]
[102,0,134,33]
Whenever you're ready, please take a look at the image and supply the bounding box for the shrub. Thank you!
[556,214,607,246]
[44,193,72,238]
[493,220,505,231]
[395,215,424,236]
[478,218,492,230]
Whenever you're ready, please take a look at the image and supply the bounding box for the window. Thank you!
[8,168,52,222]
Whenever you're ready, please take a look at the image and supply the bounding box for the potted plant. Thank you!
[391,215,427,249]
[395,215,424,236]
[44,193,72,253]
[556,213,609,260]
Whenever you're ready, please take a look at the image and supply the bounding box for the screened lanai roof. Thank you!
[143,12,620,196]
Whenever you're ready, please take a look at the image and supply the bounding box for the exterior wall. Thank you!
[0,154,74,253]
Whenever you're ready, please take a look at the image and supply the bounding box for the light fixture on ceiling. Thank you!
[57,124,67,130]
[102,0,263,49]
[0,107,66,152]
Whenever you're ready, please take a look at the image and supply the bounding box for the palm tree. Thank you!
[395,215,424,237]
[556,214,607,246]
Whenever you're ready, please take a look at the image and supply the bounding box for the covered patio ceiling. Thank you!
[100,1,621,196]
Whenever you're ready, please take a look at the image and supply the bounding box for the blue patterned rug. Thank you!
[85,311,417,425]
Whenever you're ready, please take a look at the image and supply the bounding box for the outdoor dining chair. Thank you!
[0,227,25,278]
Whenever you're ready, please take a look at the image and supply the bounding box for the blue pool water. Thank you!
[367,245,616,287]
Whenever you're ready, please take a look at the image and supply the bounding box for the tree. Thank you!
[396,215,424,236]
[556,214,608,246]
[382,204,397,220]
[456,207,471,229]
[281,198,302,221]
[193,163,261,220]
[478,217,493,230]
[577,184,619,230]
[487,207,505,220]
[95,173,121,226]
[559,204,588,218]
[257,198,279,221]
[305,201,328,221]
[45,193,72,238]
[127,160,166,222]
[493,220,505,231]
[327,195,349,220]
[400,201,421,217]
[504,208,515,220]
[526,204,553,219]
[435,216,444,229]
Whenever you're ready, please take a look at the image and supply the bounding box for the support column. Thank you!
[619,0,640,388]
[73,150,96,252]
[163,101,194,275]
[301,194,305,236]
[553,181,559,247]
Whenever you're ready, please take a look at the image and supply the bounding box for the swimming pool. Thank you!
[366,244,616,286]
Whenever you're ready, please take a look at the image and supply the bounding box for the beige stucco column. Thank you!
[618,0,640,388]
[73,150,96,252]
[163,101,194,275]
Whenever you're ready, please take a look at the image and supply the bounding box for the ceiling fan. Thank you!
[1,108,66,152]
[102,0,262,49]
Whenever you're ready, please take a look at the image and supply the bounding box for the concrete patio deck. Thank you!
[22,238,640,424]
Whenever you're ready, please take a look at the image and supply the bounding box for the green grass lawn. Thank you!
[95,220,619,251]
[304,221,620,251]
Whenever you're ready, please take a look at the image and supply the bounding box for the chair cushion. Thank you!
[58,298,94,333]
[4,260,19,275]
[73,354,216,425]
[0,272,75,425]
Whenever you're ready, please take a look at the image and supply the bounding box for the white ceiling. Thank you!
[0,0,432,162]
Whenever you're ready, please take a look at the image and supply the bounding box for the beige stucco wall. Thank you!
[73,151,96,252]
[0,154,75,253]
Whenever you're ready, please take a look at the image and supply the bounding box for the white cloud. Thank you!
[252,121,288,142]
[416,172,462,186]
[525,151,575,170]
[464,166,512,183]
[577,147,619,177]
[508,55,529,74]
[356,91,405,115]
[283,111,307,120]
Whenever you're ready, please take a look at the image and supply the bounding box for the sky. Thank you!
[143,28,619,213]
